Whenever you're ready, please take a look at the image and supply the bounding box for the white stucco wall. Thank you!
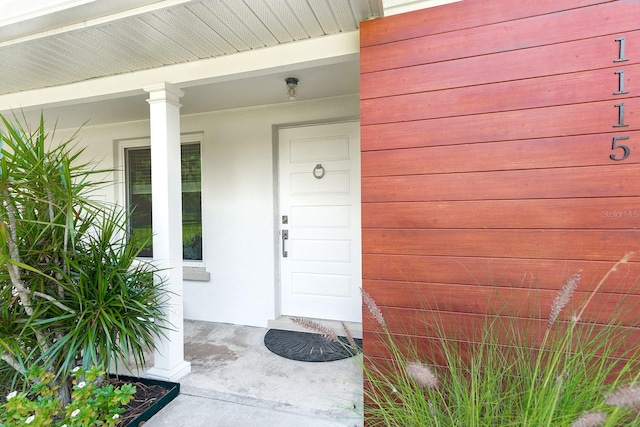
[52,94,359,327]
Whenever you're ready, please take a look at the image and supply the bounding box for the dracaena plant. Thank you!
[0,113,169,404]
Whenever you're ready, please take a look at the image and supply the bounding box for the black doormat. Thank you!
[264,329,362,362]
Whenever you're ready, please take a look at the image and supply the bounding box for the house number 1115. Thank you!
[611,37,631,161]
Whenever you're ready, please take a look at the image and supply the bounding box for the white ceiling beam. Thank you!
[0,31,360,114]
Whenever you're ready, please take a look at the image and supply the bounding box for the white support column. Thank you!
[143,82,191,382]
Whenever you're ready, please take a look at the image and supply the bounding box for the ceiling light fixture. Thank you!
[285,77,299,100]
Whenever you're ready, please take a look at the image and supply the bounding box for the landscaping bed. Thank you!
[107,375,180,427]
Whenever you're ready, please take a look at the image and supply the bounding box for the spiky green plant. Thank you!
[0,113,169,403]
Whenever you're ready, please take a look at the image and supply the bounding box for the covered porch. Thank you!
[0,0,456,384]
[0,0,369,382]
[121,319,363,427]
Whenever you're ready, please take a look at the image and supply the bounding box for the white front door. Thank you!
[278,121,361,322]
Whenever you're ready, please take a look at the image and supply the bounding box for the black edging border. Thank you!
[108,374,180,427]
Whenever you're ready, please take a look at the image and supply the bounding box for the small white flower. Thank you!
[71,409,80,418]
[77,381,86,388]
[72,366,81,373]
[112,414,120,420]
[25,415,35,424]
[6,391,17,400]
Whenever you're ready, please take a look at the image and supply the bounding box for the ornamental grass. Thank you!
[298,254,640,426]
[359,254,640,426]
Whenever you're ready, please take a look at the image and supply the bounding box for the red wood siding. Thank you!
[360,0,640,360]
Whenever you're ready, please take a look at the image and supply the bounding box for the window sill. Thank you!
[183,266,210,282]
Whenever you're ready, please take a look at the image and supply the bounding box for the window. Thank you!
[125,141,203,261]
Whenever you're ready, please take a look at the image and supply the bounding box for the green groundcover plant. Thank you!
[0,113,169,423]
[300,254,640,426]
[1,366,135,427]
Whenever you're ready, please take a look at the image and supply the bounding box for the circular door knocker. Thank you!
[313,164,325,179]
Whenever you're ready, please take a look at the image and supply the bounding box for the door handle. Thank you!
[282,230,288,258]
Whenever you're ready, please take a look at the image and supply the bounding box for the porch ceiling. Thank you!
[0,0,380,96]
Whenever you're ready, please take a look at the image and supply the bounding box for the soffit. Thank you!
[0,0,381,96]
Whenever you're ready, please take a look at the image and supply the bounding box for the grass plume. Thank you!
[405,361,437,389]
[362,288,387,329]
[604,385,640,408]
[570,412,607,427]
[341,321,361,354]
[290,317,338,342]
[547,272,580,329]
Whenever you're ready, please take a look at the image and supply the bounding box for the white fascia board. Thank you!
[0,0,192,46]
[0,0,95,27]
[0,31,359,113]
[383,0,462,16]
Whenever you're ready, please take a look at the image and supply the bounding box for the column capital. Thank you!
[144,82,185,107]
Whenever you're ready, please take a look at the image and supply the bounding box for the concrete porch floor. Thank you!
[131,320,364,427]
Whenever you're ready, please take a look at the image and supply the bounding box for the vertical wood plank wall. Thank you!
[360,0,640,359]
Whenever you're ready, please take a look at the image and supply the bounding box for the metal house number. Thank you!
[611,37,631,161]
